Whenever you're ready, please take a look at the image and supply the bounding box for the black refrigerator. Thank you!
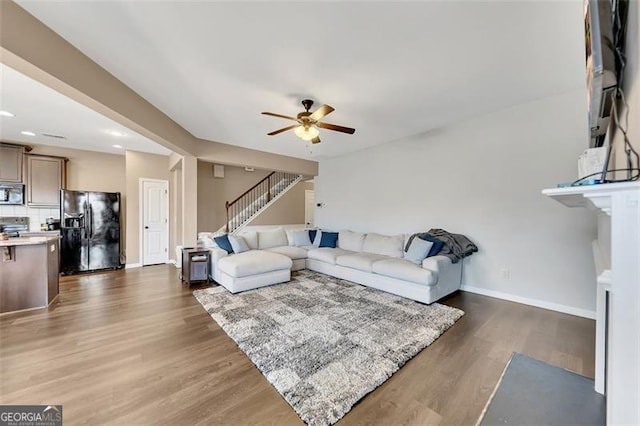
[60,190,122,275]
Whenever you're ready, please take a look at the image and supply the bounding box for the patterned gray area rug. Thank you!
[193,270,464,426]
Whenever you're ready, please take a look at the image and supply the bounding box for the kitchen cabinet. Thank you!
[25,154,66,207]
[0,144,24,183]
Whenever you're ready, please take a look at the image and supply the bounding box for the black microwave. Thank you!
[0,183,24,205]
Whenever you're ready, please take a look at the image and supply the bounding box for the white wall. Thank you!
[316,89,597,316]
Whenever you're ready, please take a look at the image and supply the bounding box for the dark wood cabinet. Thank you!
[181,248,210,284]
[25,154,66,207]
[0,144,24,183]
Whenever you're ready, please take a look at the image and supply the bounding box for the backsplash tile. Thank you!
[0,205,60,231]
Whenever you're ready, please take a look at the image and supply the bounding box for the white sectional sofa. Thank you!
[199,225,463,305]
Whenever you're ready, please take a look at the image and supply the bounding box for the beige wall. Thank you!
[198,162,271,232]
[125,150,170,265]
[197,161,313,232]
[27,144,125,194]
[251,181,313,226]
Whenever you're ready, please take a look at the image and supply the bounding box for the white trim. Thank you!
[166,259,176,265]
[125,263,142,269]
[461,285,596,319]
[139,178,170,266]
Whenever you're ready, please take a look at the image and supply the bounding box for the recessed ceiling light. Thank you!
[107,130,125,137]
[112,144,123,149]
[21,131,36,136]
[0,111,15,118]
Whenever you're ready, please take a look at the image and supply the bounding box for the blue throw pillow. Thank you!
[214,234,234,254]
[319,231,339,248]
[308,229,317,244]
[418,235,444,257]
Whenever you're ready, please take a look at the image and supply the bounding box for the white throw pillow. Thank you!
[291,230,312,247]
[228,235,250,253]
[258,228,289,249]
[404,237,434,264]
[199,236,217,248]
[362,233,405,258]
[338,231,366,252]
[237,231,258,249]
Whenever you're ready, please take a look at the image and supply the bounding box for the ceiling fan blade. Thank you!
[311,136,321,144]
[267,125,298,136]
[317,122,356,134]
[262,112,299,121]
[310,104,335,121]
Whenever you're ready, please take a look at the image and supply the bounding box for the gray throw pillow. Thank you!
[291,230,312,247]
[403,237,434,265]
[228,235,250,253]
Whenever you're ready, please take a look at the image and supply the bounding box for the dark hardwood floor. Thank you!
[0,265,595,425]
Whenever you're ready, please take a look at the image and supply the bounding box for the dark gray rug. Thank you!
[194,270,464,426]
[479,353,605,426]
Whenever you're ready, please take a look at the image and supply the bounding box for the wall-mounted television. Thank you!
[585,0,617,147]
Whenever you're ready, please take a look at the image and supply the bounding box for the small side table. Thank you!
[181,247,210,284]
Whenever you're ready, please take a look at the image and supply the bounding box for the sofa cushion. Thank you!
[319,231,339,248]
[228,235,250,254]
[362,233,405,258]
[217,251,292,278]
[290,230,312,247]
[307,248,354,265]
[336,253,389,273]
[214,235,234,254]
[237,231,258,250]
[308,229,318,245]
[338,231,366,252]
[404,237,434,265]
[258,228,288,249]
[372,259,436,286]
[265,246,309,260]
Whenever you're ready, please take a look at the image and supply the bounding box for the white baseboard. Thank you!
[125,263,142,269]
[461,285,596,320]
[166,259,176,265]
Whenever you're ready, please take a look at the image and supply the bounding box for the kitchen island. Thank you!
[0,236,60,314]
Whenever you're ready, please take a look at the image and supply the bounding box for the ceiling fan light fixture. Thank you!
[294,125,319,141]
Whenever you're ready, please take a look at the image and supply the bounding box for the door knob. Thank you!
[144,226,149,229]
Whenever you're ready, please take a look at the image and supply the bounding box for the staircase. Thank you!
[217,171,303,234]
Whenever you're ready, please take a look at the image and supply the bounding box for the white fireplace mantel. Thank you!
[542,182,640,425]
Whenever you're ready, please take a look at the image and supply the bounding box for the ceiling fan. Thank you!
[262,99,355,144]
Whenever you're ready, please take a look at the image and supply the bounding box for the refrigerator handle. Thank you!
[89,205,93,239]
[84,201,90,238]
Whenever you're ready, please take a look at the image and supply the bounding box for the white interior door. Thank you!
[305,190,315,227]
[142,179,169,266]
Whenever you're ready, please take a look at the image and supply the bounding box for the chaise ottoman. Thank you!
[216,250,293,293]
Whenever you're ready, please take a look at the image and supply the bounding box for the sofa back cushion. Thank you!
[338,231,366,252]
[258,228,289,249]
[362,233,405,258]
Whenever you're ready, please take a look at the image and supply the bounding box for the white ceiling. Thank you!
[0,63,170,156]
[15,1,585,160]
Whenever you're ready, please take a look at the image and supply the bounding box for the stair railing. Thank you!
[225,171,299,233]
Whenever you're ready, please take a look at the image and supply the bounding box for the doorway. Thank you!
[140,178,169,266]
[305,190,315,227]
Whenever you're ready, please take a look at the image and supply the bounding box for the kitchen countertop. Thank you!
[0,235,61,247]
